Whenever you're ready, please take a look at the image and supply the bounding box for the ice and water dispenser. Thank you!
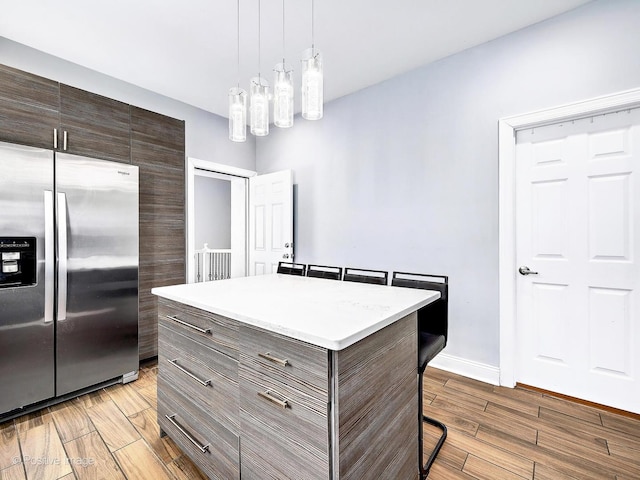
[0,237,37,288]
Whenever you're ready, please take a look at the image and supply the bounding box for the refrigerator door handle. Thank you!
[44,191,55,323]
[57,192,68,321]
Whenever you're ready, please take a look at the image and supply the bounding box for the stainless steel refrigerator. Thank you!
[0,141,139,416]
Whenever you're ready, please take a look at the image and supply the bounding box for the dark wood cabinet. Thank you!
[157,299,240,480]
[239,324,329,479]
[59,84,131,163]
[0,64,59,149]
[132,106,185,360]
[1,63,186,363]
[156,295,419,479]
[0,66,132,164]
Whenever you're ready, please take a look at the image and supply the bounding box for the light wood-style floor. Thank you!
[422,368,640,480]
[1,362,638,480]
[0,361,206,480]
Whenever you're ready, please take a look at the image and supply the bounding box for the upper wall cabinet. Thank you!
[0,64,60,149]
[59,84,131,163]
[0,65,132,163]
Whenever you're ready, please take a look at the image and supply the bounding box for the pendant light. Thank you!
[250,0,269,136]
[301,0,323,120]
[273,0,293,128]
[228,0,247,142]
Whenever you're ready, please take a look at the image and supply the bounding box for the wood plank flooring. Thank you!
[422,368,640,480]
[1,363,639,479]
[0,362,206,480]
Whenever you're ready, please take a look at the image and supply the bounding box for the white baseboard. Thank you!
[429,352,501,386]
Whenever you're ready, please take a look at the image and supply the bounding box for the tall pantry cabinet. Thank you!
[0,63,185,360]
[131,107,185,359]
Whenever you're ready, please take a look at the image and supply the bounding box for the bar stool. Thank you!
[306,264,343,280]
[277,261,306,276]
[391,271,448,479]
[342,267,388,285]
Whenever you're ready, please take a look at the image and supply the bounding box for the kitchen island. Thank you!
[152,274,439,480]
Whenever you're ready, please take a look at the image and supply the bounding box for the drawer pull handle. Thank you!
[258,352,290,367]
[165,414,210,453]
[166,315,211,334]
[168,359,211,386]
[258,390,289,409]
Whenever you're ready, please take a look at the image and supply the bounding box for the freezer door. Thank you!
[0,142,55,414]
[55,154,139,396]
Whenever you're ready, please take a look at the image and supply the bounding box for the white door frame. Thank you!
[498,87,640,387]
[186,157,257,283]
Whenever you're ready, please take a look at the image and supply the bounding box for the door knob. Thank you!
[519,266,539,276]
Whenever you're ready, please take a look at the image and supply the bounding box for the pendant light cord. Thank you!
[236,0,240,88]
[282,0,285,65]
[311,0,315,55]
[258,0,261,79]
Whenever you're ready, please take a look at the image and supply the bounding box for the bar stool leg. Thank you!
[418,370,448,479]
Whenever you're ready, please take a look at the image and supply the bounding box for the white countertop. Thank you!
[152,274,440,350]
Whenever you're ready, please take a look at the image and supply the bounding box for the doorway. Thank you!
[498,88,640,413]
[186,158,295,283]
[186,158,256,284]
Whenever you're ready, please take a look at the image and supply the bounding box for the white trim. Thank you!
[186,157,256,284]
[430,353,500,386]
[500,87,640,130]
[498,87,640,388]
[498,119,518,387]
[190,158,257,179]
[194,169,241,181]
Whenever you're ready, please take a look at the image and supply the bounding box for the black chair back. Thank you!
[343,267,388,285]
[307,264,343,280]
[391,272,448,347]
[277,261,306,276]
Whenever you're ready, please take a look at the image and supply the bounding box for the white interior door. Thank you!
[515,109,640,413]
[249,170,293,275]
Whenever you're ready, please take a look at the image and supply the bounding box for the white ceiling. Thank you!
[0,0,592,118]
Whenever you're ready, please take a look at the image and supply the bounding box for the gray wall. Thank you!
[256,0,640,367]
[0,36,256,171]
[194,175,232,250]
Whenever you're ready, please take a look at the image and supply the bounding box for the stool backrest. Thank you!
[307,264,343,280]
[277,261,306,276]
[343,267,388,285]
[391,271,448,346]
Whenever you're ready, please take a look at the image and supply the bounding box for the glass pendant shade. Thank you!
[228,87,247,142]
[273,64,294,128]
[301,48,323,120]
[249,77,269,136]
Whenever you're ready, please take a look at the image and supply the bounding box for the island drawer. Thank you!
[158,377,239,480]
[239,369,329,480]
[239,360,328,436]
[159,299,239,360]
[239,324,328,396]
[158,323,239,433]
